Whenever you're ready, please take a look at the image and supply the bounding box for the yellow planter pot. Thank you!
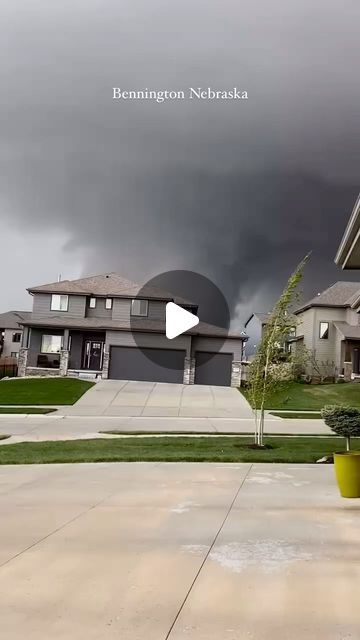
[334,451,360,498]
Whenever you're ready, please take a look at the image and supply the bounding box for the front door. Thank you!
[83,341,104,370]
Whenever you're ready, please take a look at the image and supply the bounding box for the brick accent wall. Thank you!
[102,346,110,379]
[24,368,61,377]
[59,350,69,376]
[17,348,28,377]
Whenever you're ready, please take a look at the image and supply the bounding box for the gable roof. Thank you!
[27,273,195,306]
[244,312,272,327]
[295,281,360,314]
[0,310,31,329]
[333,321,360,340]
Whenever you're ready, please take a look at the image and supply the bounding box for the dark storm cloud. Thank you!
[1,0,360,320]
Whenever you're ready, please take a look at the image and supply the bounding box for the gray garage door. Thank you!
[108,346,185,383]
[194,352,233,386]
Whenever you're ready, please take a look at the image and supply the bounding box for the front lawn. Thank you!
[0,436,356,465]
[241,381,360,411]
[0,378,94,405]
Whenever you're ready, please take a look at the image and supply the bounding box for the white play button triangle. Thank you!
[166,302,199,339]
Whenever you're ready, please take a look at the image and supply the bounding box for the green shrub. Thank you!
[335,378,346,384]
[321,405,360,450]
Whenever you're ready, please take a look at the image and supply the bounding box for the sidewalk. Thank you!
[0,414,332,444]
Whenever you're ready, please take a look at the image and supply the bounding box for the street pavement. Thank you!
[0,462,359,639]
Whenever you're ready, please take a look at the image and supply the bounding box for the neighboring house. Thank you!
[335,193,360,269]
[17,273,247,386]
[291,281,360,379]
[244,313,271,358]
[0,311,31,359]
[244,312,295,359]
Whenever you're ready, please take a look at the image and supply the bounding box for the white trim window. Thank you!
[131,299,148,317]
[319,321,329,340]
[105,298,113,310]
[51,294,69,311]
[89,297,97,308]
[41,335,62,353]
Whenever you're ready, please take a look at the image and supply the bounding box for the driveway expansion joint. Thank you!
[165,463,253,639]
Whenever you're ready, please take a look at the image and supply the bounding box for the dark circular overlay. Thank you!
[130,270,230,371]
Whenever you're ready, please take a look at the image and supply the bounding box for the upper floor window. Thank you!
[131,299,148,317]
[12,332,22,343]
[105,298,113,310]
[288,326,296,339]
[319,321,329,339]
[89,297,97,308]
[51,294,68,312]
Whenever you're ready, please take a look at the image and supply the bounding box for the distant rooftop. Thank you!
[295,281,360,314]
[28,273,195,306]
[0,310,31,329]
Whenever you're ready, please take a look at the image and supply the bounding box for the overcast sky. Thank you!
[1,0,359,323]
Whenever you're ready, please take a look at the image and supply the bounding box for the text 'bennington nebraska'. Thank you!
[112,87,248,103]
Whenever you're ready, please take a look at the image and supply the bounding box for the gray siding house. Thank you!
[292,281,360,379]
[244,312,271,358]
[18,273,247,386]
[335,193,360,269]
[0,311,31,359]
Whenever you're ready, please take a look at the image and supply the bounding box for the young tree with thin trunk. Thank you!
[248,255,309,447]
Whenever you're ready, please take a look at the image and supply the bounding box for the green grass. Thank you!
[0,378,94,405]
[0,407,57,414]
[270,411,322,419]
[241,381,360,411]
[0,436,357,465]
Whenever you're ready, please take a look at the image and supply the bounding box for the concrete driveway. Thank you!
[0,462,359,639]
[58,380,253,418]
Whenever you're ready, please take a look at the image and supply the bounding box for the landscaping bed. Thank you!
[0,436,357,465]
[0,407,57,414]
[270,411,322,419]
[0,378,94,405]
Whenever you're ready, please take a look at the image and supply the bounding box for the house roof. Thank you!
[0,310,31,330]
[27,273,196,306]
[244,312,272,327]
[335,193,360,269]
[20,314,247,340]
[333,321,360,340]
[295,281,360,314]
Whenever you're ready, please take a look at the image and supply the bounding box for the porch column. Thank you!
[62,329,70,350]
[344,361,352,382]
[59,329,70,376]
[17,348,28,377]
[21,326,29,348]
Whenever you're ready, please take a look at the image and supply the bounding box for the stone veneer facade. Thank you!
[230,361,242,387]
[183,357,196,384]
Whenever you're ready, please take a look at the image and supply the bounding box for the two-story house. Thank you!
[17,273,247,386]
[291,281,360,379]
[0,311,31,359]
[244,313,271,358]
